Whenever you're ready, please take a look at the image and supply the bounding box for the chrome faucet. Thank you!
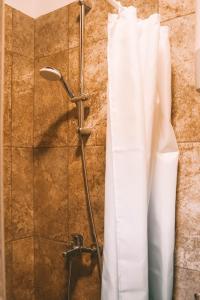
[63,234,98,259]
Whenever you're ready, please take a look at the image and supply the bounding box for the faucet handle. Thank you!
[71,233,84,247]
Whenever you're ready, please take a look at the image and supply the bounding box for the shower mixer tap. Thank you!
[63,234,97,259]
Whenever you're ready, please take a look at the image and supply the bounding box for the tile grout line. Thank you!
[175,265,200,273]
[161,11,195,24]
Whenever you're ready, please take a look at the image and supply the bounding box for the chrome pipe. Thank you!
[77,0,85,129]
[78,0,102,282]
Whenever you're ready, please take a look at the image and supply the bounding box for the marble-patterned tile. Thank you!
[12,53,34,93]
[12,54,34,147]
[68,3,80,49]
[4,5,12,52]
[172,60,200,142]
[34,238,67,300]
[159,0,195,22]
[35,6,68,58]
[12,238,34,300]
[163,14,195,69]
[85,146,105,200]
[85,39,107,93]
[173,267,200,300]
[3,147,12,242]
[71,261,100,300]
[68,47,80,96]
[12,8,34,58]
[68,146,105,199]
[34,147,68,242]
[130,0,158,18]
[86,41,107,93]
[5,242,12,300]
[69,39,107,95]
[12,148,33,239]
[68,90,107,147]
[175,143,200,271]
[3,51,12,146]
[175,235,200,272]
[68,146,105,244]
[34,51,69,147]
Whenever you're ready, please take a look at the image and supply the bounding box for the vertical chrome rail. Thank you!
[78,0,102,282]
[78,1,85,129]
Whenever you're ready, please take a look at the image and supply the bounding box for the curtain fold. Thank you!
[102,6,179,300]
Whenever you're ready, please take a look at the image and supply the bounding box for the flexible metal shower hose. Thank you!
[80,136,102,280]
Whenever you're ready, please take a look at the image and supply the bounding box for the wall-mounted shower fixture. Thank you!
[40,1,102,299]
[39,66,91,136]
[63,234,100,300]
[63,234,98,259]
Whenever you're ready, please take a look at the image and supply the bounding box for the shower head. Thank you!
[40,67,62,81]
[40,66,74,99]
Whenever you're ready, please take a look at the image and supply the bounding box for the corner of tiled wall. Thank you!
[4,4,35,300]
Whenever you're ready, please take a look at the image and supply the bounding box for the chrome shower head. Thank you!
[40,66,74,99]
[40,67,62,81]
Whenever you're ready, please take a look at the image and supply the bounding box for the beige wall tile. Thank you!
[68,47,80,95]
[34,238,67,300]
[34,51,69,147]
[12,54,34,146]
[3,147,12,242]
[71,264,100,300]
[175,143,200,271]
[4,5,12,52]
[69,40,107,94]
[12,9,34,58]
[3,51,12,146]
[131,0,158,17]
[35,6,68,58]
[68,146,105,244]
[173,267,200,300]
[172,60,200,142]
[12,238,34,300]
[34,147,68,242]
[175,235,200,272]
[163,14,195,69]
[5,242,12,300]
[85,39,107,93]
[159,0,195,22]
[12,148,33,239]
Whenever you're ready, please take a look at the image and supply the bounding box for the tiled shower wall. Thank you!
[3,1,200,300]
[3,4,35,300]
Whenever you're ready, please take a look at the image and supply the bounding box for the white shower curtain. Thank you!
[102,6,179,300]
